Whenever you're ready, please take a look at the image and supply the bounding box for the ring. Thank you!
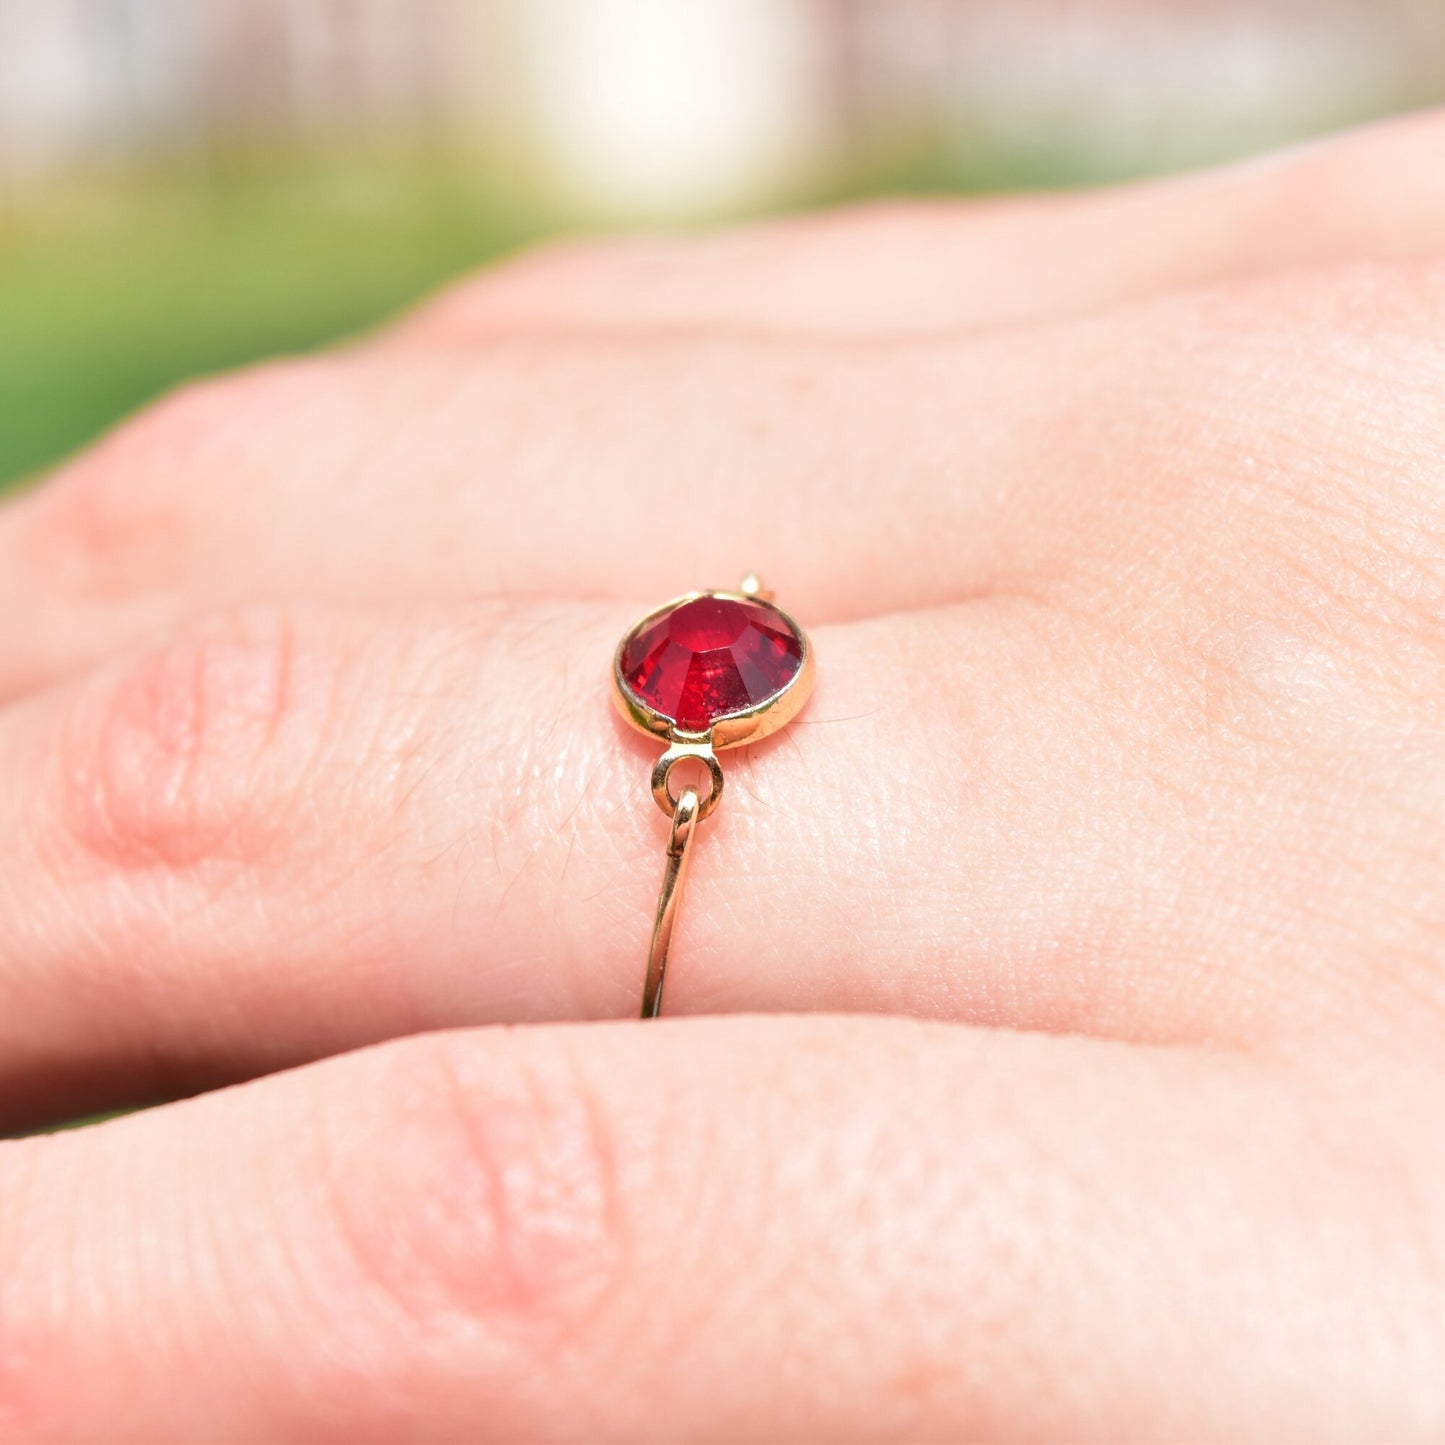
[612,573,816,1017]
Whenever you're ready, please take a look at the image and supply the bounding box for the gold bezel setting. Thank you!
[610,589,815,751]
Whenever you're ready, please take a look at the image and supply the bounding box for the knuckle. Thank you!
[56,607,324,871]
[30,376,231,575]
[312,1032,622,1341]
[25,360,329,594]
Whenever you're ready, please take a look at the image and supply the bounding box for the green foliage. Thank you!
[0,149,547,489]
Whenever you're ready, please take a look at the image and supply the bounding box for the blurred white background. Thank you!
[4,0,1445,215]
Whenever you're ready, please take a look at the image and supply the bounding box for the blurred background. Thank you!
[4,0,1445,490]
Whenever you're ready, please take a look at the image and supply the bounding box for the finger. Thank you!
[400,107,1445,340]
[3,1016,1436,1440]
[6,115,1445,701]
[0,310,1056,698]
[3,578,1436,1133]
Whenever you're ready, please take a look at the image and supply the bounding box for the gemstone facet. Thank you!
[618,593,805,734]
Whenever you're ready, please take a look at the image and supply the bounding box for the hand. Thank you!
[3,112,1445,1440]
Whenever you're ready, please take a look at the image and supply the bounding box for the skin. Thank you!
[1,109,1444,1440]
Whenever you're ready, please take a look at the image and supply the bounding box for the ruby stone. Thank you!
[619,594,804,733]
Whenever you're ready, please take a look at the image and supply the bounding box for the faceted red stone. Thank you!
[619,594,804,733]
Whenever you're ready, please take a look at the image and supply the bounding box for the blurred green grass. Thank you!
[0,150,550,491]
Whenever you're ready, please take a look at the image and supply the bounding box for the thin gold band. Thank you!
[616,573,812,1018]
[641,783,702,1018]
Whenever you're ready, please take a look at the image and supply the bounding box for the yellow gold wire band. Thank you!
[641,783,702,1019]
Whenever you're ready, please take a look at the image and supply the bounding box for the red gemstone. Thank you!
[619,594,804,733]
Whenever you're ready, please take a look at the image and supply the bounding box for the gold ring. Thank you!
[612,573,816,1017]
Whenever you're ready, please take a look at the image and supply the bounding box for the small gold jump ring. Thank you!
[650,740,725,822]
